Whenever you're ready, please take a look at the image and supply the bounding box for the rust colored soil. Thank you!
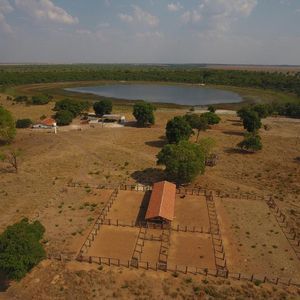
[168,232,215,269]
[173,195,210,231]
[87,225,139,261]
[106,191,149,225]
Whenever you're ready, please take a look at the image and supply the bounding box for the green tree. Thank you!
[157,141,206,184]
[54,99,89,117]
[16,119,32,128]
[252,104,272,119]
[184,114,208,142]
[237,133,262,152]
[93,99,113,116]
[0,218,45,281]
[201,112,221,125]
[55,110,73,126]
[166,116,193,144]
[242,110,262,132]
[133,102,156,127]
[0,106,16,143]
[207,105,216,113]
[197,137,216,160]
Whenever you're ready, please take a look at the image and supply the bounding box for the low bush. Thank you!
[16,118,32,128]
[237,133,262,152]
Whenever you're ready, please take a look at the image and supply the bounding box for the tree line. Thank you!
[0,65,300,96]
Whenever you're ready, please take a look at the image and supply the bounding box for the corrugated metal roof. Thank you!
[145,181,176,222]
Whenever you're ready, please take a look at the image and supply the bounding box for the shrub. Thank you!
[207,105,216,113]
[0,106,16,143]
[31,95,50,105]
[54,99,89,117]
[237,133,262,152]
[201,112,221,125]
[166,116,193,144]
[55,110,74,126]
[14,95,28,103]
[133,101,156,127]
[157,140,206,184]
[0,218,46,281]
[16,119,32,128]
[93,99,112,116]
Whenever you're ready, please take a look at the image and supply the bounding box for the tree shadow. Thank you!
[224,147,254,155]
[124,121,138,128]
[131,168,166,185]
[145,140,166,148]
[222,130,244,136]
[135,191,151,225]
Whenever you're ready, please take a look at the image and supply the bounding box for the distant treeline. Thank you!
[0,65,300,96]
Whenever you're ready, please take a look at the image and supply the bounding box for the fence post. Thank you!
[275,278,279,285]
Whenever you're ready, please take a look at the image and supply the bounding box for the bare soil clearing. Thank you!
[173,195,210,231]
[87,225,139,260]
[168,232,215,269]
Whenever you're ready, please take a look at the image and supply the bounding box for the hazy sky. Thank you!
[0,0,299,64]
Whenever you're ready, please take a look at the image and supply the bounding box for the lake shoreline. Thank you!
[64,82,242,107]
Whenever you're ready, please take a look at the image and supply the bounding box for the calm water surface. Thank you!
[66,83,242,106]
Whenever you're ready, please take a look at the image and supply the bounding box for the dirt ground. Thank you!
[2,260,299,300]
[216,197,300,281]
[106,191,149,225]
[1,91,300,298]
[173,195,210,231]
[168,232,215,269]
[87,225,139,261]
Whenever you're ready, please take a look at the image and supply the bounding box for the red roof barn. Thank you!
[145,181,176,224]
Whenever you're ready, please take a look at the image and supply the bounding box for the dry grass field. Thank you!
[0,91,300,298]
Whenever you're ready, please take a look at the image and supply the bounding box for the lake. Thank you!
[65,83,242,106]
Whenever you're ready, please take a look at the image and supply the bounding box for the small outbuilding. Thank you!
[33,118,57,129]
[145,181,176,225]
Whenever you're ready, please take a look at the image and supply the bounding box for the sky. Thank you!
[0,0,299,65]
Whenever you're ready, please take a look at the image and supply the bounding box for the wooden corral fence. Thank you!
[97,218,211,234]
[78,188,119,256]
[69,254,300,288]
[205,191,227,271]
[266,197,300,260]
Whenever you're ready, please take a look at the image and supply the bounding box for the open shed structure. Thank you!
[145,181,176,226]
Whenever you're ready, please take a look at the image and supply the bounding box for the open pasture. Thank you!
[216,197,300,281]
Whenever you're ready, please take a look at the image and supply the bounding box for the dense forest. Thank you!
[0,64,300,97]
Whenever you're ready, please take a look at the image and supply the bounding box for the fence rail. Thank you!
[55,254,300,288]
